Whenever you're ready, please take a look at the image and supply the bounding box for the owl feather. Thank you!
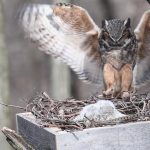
[18,3,102,85]
[134,10,150,86]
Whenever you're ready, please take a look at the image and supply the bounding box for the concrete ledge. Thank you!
[16,113,150,150]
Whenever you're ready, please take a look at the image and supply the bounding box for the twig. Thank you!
[0,102,26,111]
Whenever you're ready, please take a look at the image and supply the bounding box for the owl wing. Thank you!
[134,10,150,86]
[18,3,102,85]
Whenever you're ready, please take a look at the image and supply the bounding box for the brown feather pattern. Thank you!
[18,3,102,84]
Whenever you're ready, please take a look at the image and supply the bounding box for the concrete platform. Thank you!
[16,113,150,150]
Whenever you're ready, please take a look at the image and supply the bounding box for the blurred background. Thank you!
[0,0,150,149]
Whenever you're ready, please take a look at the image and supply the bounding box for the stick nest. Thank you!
[25,92,150,131]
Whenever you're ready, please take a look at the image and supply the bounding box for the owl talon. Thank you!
[122,91,130,100]
[103,89,113,98]
[56,3,63,6]
[56,3,73,7]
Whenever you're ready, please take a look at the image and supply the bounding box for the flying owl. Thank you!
[18,3,150,98]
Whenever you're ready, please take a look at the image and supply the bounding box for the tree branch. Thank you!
[1,127,34,150]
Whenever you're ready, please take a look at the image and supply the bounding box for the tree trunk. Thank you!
[50,0,71,99]
[50,58,71,99]
[0,1,11,149]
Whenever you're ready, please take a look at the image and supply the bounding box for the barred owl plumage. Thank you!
[18,3,150,98]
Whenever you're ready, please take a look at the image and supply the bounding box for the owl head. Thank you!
[100,18,132,48]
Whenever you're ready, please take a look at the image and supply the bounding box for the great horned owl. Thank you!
[18,3,150,98]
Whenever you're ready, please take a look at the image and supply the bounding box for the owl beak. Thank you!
[111,37,118,44]
[115,41,118,44]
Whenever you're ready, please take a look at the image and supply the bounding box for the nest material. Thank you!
[26,92,150,131]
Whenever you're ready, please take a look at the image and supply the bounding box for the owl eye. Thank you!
[103,32,110,39]
[122,31,129,38]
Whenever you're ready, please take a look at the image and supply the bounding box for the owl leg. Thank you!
[103,63,119,97]
[120,64,133,99]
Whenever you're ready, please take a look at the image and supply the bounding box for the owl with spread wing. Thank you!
[18,3,150,98]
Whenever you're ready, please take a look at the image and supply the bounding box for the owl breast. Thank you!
[101,49,129,69]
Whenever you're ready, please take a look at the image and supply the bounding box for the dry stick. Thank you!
[57,112,80,118]
[142,101,147,112]
[0,102,26,111]
[1,127,34,150]
[57,124,83,130]
[84,115,116,126]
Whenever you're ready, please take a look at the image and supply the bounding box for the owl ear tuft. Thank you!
[102,20,105,28]
[124,18,131,28]
[102,20,108,28]
[146,0,150,4]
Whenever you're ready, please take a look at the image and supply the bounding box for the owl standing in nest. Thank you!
[18,3,150,99]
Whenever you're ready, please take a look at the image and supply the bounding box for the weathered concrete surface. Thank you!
[17,113,150,150]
